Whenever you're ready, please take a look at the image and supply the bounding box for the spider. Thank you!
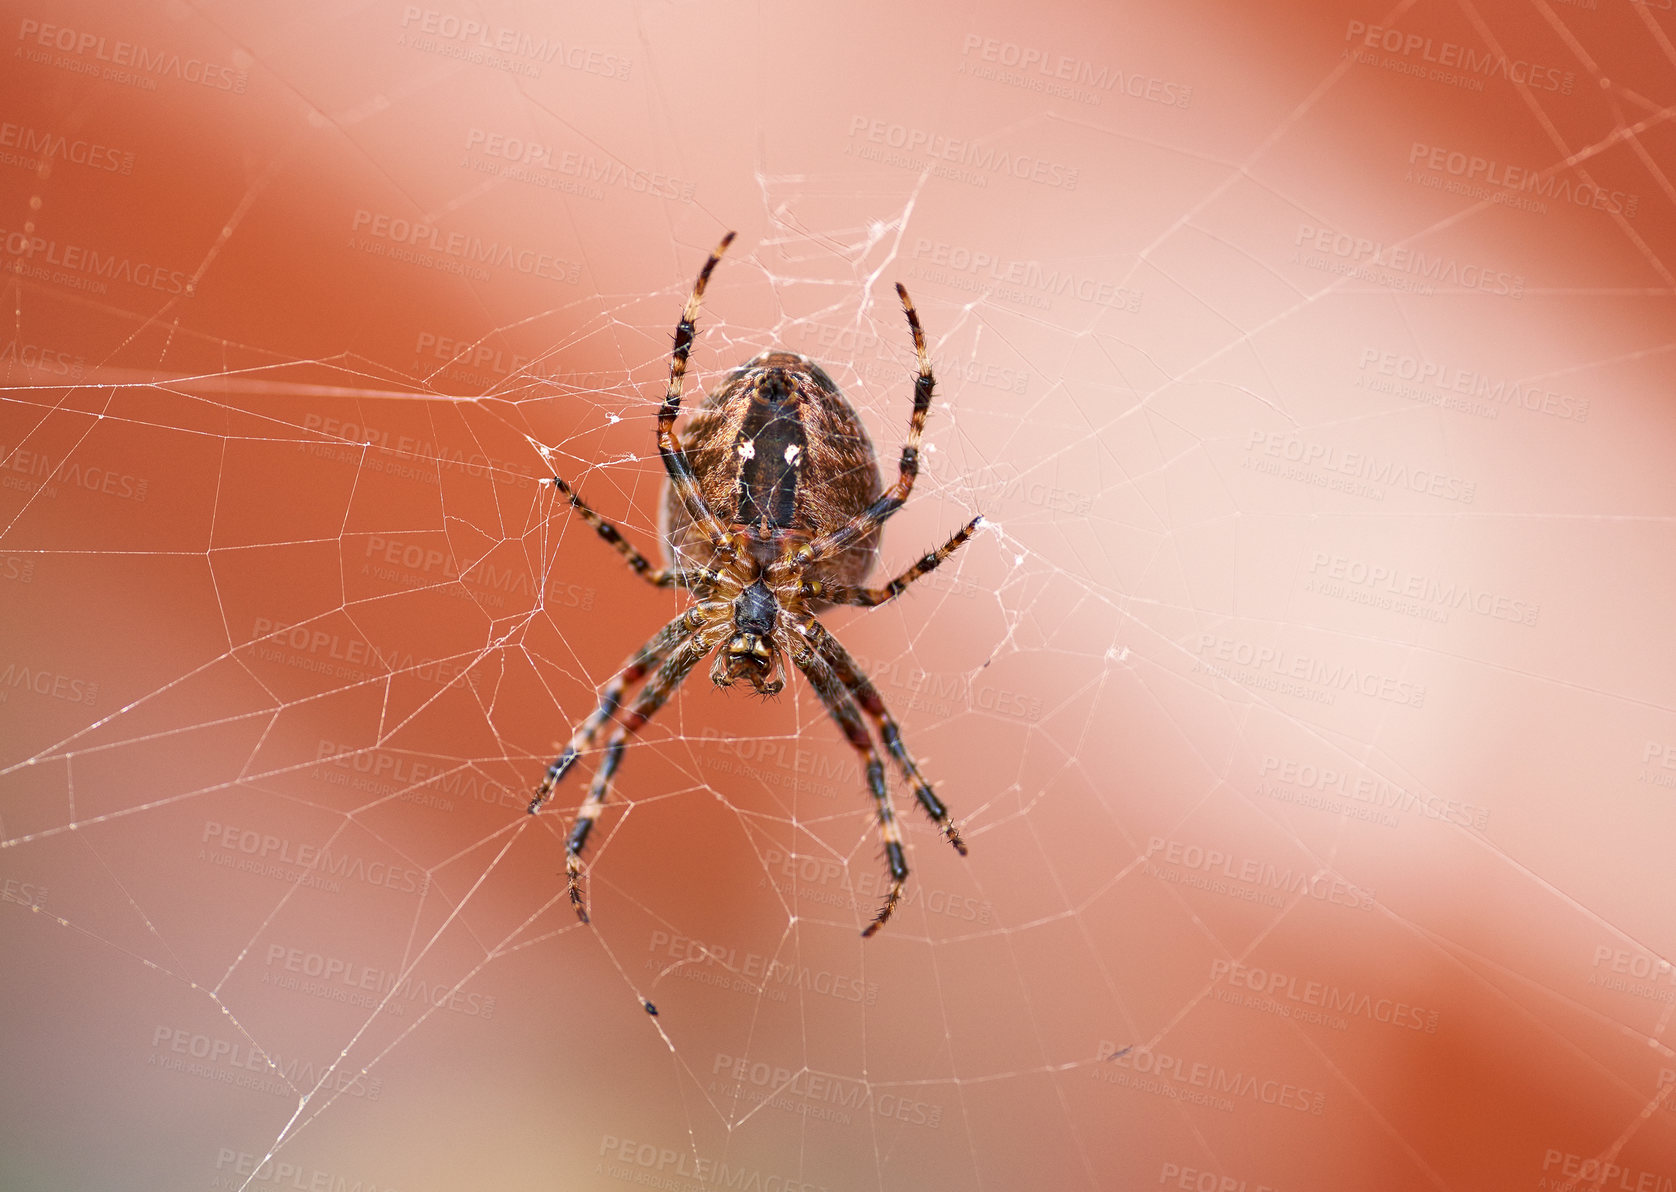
[530,231,982,936]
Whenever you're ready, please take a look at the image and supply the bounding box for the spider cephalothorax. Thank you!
[711,577,786,694]
[530,232,982,935]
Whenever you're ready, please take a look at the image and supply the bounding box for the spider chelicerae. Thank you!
[530,232,982,936]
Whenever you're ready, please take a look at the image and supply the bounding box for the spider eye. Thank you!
[757,372,792,405]
[734,580,777,637]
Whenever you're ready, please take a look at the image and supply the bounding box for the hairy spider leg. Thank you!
[546,475,721,590]
[791,644,911,936]
[827,514,984,607]
[564,620,732,922]
[528,607,714,815]
[803,283,937,563]
[657,231,740,557]
[802,618,967,855]
[541,233,738,590]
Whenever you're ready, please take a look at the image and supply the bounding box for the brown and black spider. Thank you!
[530,231,982,936]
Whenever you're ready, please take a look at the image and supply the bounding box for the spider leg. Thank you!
[564,620,730,922]
[528,606,712,814]
[802,283,937,563]
[789,642,910,936]
[658,231,741,558]
[827,515,983,608]
[548,474,719,590]
[803,619,967,856]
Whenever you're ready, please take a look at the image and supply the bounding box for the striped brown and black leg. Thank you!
[563,621,729,922]
[803,620,967,857]
[548,474,718,589]
[829,515,983,608]
[657,231,739,557]
[528,605,719,815]
[790,641,910,936]
[804,284,938,563]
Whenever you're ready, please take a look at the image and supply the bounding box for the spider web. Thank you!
[3,0,1675,1188]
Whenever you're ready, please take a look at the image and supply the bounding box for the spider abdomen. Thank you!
[663,351,883,590]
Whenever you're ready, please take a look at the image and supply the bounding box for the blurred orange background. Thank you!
[3,0,1674,1189]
